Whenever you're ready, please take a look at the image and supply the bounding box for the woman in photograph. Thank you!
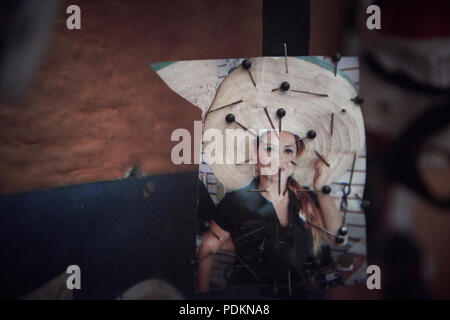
[197,130,347,293]
[153,56,365,294]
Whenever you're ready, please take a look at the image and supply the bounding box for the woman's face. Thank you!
[256,131,297,179]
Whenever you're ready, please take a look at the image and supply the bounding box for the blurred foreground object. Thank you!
[355,0,450,299]
[0,0,58,96]
[357,0,450,207]
[119,279,184,300]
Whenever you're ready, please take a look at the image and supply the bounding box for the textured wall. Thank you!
[0,0,262,194]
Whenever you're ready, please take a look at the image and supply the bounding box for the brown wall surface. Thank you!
[0,0,262,194]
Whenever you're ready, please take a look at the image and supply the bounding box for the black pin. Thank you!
[338,226,348,236]
[277,108,285,132]
[315,150,330,167]
[280,81,290,91]
[290,89,328,97]
[263,108,279,139]
[361,200,371,210]
[307,130,316,139]
[284,42,289,73]
[332,52,341,76]
[349,152,357,185]
[225,113,256,137]
[263,107,276,131]
[335,235,345,244]
[225,113,235,123]
[278,168,281,195]
[271,81,290,92]
[330,113,335,136]
[242,59,251,69]
[321,185,331,194]
[351,95,364,105]
[283,176,292,196]
[300,188,320,192]
[208,99,243,113]
[242,59,256,87]
[304,217,336,238]
[210,229,221,241]
[235,226,266,242]
[277,108,286,118]
[340,182,352,225]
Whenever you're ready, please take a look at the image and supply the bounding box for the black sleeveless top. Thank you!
[212,178,314,285]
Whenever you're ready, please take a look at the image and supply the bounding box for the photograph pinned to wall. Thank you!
[152,56,368,296]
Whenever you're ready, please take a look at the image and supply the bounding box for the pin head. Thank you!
[307,130,316,139]
[332,52,341,62]
[225,113,235,123]
[280,81,290,91]
[335,235,345,244]
[353,96,364,105]
[321,185,331,194]
[338,226,348,236]
[276,108,286,118]
[242,59,251,70]
[361,200,371,210]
